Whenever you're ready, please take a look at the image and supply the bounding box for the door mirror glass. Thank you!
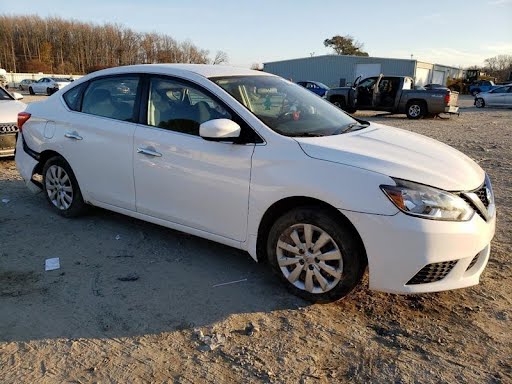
[199,119,240,140]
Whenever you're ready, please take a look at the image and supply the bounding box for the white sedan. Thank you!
[475,84,512,108]
[15,65,496,302]
[29,77,72,95]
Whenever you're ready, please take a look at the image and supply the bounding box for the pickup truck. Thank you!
[324,75,459,119]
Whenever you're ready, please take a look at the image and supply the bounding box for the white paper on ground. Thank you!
[1,198,10,204]
[45,257,60,271]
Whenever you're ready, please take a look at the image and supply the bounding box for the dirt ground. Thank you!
[0,95,510,383]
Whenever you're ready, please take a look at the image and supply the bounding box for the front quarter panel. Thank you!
[247,139,398,242]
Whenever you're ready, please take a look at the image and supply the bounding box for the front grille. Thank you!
[406,260,458,285]
[460,180,492,221]
[466,254,480,271]
[0,123,18,134]
[474,185,489,208]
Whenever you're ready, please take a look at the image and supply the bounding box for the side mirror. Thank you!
[199,119,241,141]
[11,92,24,100]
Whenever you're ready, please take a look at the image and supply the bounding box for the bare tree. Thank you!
[212,50,228,65]
[484,55,512,82]
[0,15,215,74]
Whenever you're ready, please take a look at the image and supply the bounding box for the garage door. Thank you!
[355,63,382,80]
[432,70,445,85]
[415,67,431,86]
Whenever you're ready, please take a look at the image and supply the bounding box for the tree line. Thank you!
[0,15,227,74]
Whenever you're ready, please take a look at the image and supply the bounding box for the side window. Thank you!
[147,77,232,136]
[81,76,139,121]
[63,82,87,111]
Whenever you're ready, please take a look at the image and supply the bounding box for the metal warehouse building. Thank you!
[263,55,462,87]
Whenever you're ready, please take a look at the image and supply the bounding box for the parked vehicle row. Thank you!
[15,64,495,303]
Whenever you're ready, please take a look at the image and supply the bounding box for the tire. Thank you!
[331,97,345,109]
[475,98,485,108]
[42,156,87,218]
[29,87,35,95]
[406,101,426,119]
[266,207,366,303]
[471,89,480,97]
[19,85,24,91]
[46,87,52,96]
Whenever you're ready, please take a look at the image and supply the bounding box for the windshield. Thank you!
[212,76,360,137]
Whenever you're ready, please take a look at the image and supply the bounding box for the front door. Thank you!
[133,76,255,241]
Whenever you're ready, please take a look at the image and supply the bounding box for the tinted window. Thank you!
[81,76,139,121]
[63,83,87,111]
[0,88,12,100]
[147,77,231,136]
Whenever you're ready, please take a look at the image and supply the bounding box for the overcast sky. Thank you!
[4,0,512,68]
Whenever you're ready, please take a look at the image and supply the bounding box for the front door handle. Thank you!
[64,131,83,140]
[137,147,162,157]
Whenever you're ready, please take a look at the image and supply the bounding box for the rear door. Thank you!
[133,75,255,241]
[57,75,141,210]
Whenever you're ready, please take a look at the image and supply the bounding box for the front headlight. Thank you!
[380,179,474,221]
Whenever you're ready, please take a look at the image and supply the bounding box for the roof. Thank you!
[86,64,271,79]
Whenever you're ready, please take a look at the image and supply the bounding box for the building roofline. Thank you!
[263,55,463,71]
[263,54,417,65]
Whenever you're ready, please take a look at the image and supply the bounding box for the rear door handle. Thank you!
[64,131,83,140]
[137,147,162,157]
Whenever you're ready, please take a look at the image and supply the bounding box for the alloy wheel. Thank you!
[408,104,421,117]
[45,165,74,210]
[276,223,343,294]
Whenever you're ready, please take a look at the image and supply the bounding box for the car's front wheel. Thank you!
[29,86,35,95]
[475,98,485,108]
[266,207,366,303]
[42,156,87,217]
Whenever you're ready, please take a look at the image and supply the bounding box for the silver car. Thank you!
[0,87,26,157]
[475,85,512,108]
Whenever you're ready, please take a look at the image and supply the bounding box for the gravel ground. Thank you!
[0,95,510,383]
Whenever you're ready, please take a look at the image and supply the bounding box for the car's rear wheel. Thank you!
[29,86,35,95]
[266,207,366,303]
[42,156,87,218]
[406,101,426,119]
[475,98,485,108]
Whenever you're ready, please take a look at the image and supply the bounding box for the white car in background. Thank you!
[0,87,26,157]
[475,84,512,108]
[15,65,496,302]
[29,77,72,95]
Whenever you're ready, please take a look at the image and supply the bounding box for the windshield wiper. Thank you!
[337,122,369,134]
[287,132,325,137]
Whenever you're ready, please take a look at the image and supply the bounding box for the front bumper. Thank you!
[342,209,496,294]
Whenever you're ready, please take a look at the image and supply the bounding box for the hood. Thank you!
[0,100,26,123]
[295,122,484,191]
